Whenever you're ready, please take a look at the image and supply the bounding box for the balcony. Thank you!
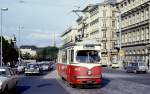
[122,19,149,32]
[101,27,107,31]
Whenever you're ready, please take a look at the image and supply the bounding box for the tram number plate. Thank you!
[87,80,93,84]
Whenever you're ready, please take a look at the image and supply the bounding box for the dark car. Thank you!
[126,62,148,73]
[25,63,42,76]
[40,63,51,71]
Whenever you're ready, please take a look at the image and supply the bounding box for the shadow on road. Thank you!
[16,86,31,94]
[101,77,110,88]
[37,83,52,88]
[75,77,110,89]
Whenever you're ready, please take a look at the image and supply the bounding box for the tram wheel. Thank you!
[70,83,76,88]
[61,77,66,81]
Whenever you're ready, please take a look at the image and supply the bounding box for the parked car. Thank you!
[16,63,27,74]
[25,63,41,76]
[40,63,50,71]
[0,67,18,94]
[112,62,119,68]
[126,62,148,73]
[49,62,55,70]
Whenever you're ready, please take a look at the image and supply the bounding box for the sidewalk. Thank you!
[107,66,150,74]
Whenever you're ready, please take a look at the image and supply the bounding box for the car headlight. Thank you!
[0,82,2,90]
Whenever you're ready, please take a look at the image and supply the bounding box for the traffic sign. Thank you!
[119,49,125,56]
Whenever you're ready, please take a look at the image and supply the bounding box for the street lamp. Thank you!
[1,8,8,67]
[18,26,23,64]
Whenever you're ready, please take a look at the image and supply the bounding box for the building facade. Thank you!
[20,45,37,58]
[117,0,150,65]
[61,26,78,46]
[75,2,118,66]
[61,0,119,66]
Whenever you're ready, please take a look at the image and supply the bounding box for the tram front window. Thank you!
[76,50,100,63]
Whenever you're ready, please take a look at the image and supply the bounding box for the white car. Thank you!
[17,65,25,73]
[112,63,119,68]
[0,67,18,94]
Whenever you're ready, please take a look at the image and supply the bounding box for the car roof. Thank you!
[0,67,11,71]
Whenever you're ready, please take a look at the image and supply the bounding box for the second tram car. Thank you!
[57,44,102,87]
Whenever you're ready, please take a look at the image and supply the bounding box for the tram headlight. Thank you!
[87,70,92,75]
[74,67,80,71]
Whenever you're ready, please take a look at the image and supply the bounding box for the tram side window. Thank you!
[70,50,74,63]
[62,51,67,63]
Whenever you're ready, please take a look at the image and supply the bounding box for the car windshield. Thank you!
[0,70,6,76]
[43,63,49,66]
[139,63,146,66]
[27,64,39,68]
[76,50,100,63]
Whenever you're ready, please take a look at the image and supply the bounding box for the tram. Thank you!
[57,43,102,87]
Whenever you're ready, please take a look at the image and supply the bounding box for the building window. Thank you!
[146,8,149,20]
[103,43,106,49]
[112,11,115,17]
[103,31,106,37]
[102,19,107,27]
[90,30,99,36]
[146,27,149,39]
[90,18,99,26]
[112,20,115,27]
[103,10,106,17]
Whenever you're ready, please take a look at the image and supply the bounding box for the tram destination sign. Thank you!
[83,44,95,49]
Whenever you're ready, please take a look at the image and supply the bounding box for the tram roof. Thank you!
[60,43,100,50]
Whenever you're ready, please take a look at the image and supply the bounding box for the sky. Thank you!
[0,0,103,47]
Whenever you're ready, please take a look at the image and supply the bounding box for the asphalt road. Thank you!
[11,68,150,94]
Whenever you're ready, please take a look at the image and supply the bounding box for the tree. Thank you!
[1,37,18,66]
[37,46,59,61]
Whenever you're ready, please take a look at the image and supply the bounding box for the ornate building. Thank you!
[117,0,150,65]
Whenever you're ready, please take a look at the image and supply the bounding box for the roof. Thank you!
[103,0,117,4]
[20,45,37,50]
[82,1,117,12]
[76,16,83,23]
[82,4,94,12]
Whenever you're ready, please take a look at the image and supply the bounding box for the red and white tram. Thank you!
[57,44,102,87]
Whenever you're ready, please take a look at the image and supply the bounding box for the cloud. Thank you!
[28,29,60,40]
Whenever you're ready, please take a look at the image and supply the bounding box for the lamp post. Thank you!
[18,26,23,64]
[1,8,8,67]
[117,8,123,69]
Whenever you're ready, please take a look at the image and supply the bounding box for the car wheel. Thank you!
[15,81,18,86]
[143,71,147,73]
[126,70,129,73]
[3,85,8,94]
[134,70,138,73]
[70,83,76,88]
[12,82,17,93]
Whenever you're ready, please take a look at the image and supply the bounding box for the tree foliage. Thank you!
[37,46,59,61]
[1,37,18,66]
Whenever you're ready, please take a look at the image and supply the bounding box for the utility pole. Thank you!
[0,8,8,67]
[53,32,56,47]
[117,9,123,69]
[18,26,23,64]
